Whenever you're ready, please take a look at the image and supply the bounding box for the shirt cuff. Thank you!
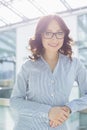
[65,102,77,114]
[35,104,51,122]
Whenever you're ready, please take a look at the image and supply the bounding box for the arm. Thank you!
[66,59,87,113]
[48,59,87,128]
[10,62,51,121]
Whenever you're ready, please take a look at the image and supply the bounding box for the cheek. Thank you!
[59,39,64,46]
[41,38,48,47]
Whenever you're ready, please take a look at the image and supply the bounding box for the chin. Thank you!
[49,49,59,53]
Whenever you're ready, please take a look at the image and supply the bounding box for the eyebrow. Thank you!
[46,29,63,32]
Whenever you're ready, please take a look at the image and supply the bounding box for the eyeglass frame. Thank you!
[41,31,65,39]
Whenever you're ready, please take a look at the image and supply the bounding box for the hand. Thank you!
[62,105,71,114]
[48,106,71,128]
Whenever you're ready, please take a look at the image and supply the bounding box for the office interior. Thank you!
[0,0,87,130]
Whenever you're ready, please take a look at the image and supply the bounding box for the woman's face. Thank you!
[41,19,64,54]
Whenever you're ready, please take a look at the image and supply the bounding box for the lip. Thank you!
[48,43,58,47]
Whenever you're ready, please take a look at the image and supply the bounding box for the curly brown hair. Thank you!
[28,14,73,60]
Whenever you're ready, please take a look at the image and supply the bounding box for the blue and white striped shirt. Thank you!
[10,53,87,130]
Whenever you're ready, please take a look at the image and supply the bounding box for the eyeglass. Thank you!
[42,31,65,39]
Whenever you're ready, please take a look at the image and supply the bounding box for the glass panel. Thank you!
[0,5,22,24]
[66,0,87,8]
[31,0,67,13]
[0,29,16,98]
[0,0,87,28]
[77,14,87,67]
[77,13,87,128]
[0,21,5,27]
[11,0,43,18]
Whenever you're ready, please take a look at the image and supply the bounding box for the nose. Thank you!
[52,34,57,39]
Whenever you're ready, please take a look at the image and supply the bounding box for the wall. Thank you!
[16,21,37,72]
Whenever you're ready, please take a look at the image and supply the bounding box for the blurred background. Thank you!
[0,0,87,130]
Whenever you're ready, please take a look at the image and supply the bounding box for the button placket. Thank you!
[50,78,55,100]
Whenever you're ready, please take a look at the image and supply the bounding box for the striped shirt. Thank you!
[10,53,87,130]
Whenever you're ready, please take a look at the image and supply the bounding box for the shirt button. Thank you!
[51,80,55,84]
[51,94,54,97]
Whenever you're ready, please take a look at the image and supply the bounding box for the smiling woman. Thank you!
[10,14,87,130]
[41,19,65,55]
[29,15,73,61]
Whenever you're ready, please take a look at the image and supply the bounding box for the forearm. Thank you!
[65,94,87,113]
[10,97,51,120]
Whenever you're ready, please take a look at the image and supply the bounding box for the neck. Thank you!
[43,51,59,61]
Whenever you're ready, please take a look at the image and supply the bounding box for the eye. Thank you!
[45,32,52,36]
[57,31,64,35]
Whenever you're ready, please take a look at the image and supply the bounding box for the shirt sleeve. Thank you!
[10,62,51,122]
[66,59,87,113]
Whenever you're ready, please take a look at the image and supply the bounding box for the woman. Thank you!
[10,15,87,130]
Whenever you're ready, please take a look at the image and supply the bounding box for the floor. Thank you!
[0,106,14,130]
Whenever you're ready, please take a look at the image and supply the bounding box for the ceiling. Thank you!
[0,0,87,29]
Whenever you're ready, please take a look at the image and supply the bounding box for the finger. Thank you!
[58,119,64,125]
[62,107,71,114]
[62,116,68,121]
[51,120,59,128]
[61,112,69,120]
[58,117,67,123]
[49,120,53,126]
[61,109,69,118]
[56,111,68,119]
[50,120,57,127]
[54,119,63,126]
[55,112,69,122]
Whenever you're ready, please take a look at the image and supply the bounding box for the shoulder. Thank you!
[60,53,77,63]
[21,58,41,72]
[70,56,86,71]
[22,58,37,68]
[22,58,34,67]
[60,53,82,68]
